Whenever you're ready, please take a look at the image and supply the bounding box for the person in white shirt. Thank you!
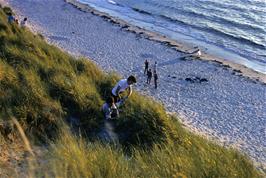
[102,97,119,120]
[180,47,202,60]
[194,49,201,56]
[20,17,27,28]
[111,75,137,103]
[189,48,201,57]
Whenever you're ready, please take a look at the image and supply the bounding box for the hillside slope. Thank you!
[0,6,262,178]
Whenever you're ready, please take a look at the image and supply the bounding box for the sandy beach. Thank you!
[1,0,265,170]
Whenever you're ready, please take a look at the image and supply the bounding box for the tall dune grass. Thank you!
[0,5,262,177]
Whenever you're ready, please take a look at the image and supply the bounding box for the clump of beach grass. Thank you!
[0,6,263,177]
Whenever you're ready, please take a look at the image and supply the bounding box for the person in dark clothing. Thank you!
[7,13,15,23]
[144,60,149,75]
[154,71,158,89]
[147,69,152,84]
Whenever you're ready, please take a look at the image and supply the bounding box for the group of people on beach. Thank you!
[4,10,201,122]
[102,57,164,120]
[102,58,162,120]
[4,8,202,122]
[7,12,27,27]
[102,47,202,120]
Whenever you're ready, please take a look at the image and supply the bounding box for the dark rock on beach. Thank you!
[185,77,208,83]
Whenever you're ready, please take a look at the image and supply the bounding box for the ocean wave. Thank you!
[199,0,265,15]
[127,3,266,50]
[180,9,265,34]
[107,0,117,5]
[132,7,152,15]
[74,0,266,67]
[142,1,265,35]
[156,14,265,50]
[203,27,266,50]
[149,0,265,30]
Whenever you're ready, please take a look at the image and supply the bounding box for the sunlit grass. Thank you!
[0,5,262,177]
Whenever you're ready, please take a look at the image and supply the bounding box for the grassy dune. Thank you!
[0,6,262,177]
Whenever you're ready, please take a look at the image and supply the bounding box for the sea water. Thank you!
[76,0,266,74]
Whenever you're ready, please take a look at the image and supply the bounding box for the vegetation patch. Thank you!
[0,6,262,177]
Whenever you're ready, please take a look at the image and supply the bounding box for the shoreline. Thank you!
[2,0,265,172]
[66,0,266,84]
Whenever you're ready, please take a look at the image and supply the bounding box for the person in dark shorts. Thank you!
[111,75,137,103]
[144,59,149,75]
[154,71,158,89]
[147,69,152,84]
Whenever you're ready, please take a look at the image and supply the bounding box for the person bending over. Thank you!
[111,75,137,103]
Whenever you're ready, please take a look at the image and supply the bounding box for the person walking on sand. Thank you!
[20,17,27,28]
[144,59,149,75]
[154,71,158,89]
[111,75,137,103]
[147,69,152,84]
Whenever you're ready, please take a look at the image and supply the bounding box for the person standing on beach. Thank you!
[144,60,149,75]
[154,71,158,89]
[111,75,137,103]
[153,61,157,73]
[147,69,152,84]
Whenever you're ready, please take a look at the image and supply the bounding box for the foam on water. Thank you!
[77,0,266,74]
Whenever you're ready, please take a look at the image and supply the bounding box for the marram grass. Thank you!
[0,5,262,177]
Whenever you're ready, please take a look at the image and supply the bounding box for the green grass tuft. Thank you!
[0,6,263,177]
